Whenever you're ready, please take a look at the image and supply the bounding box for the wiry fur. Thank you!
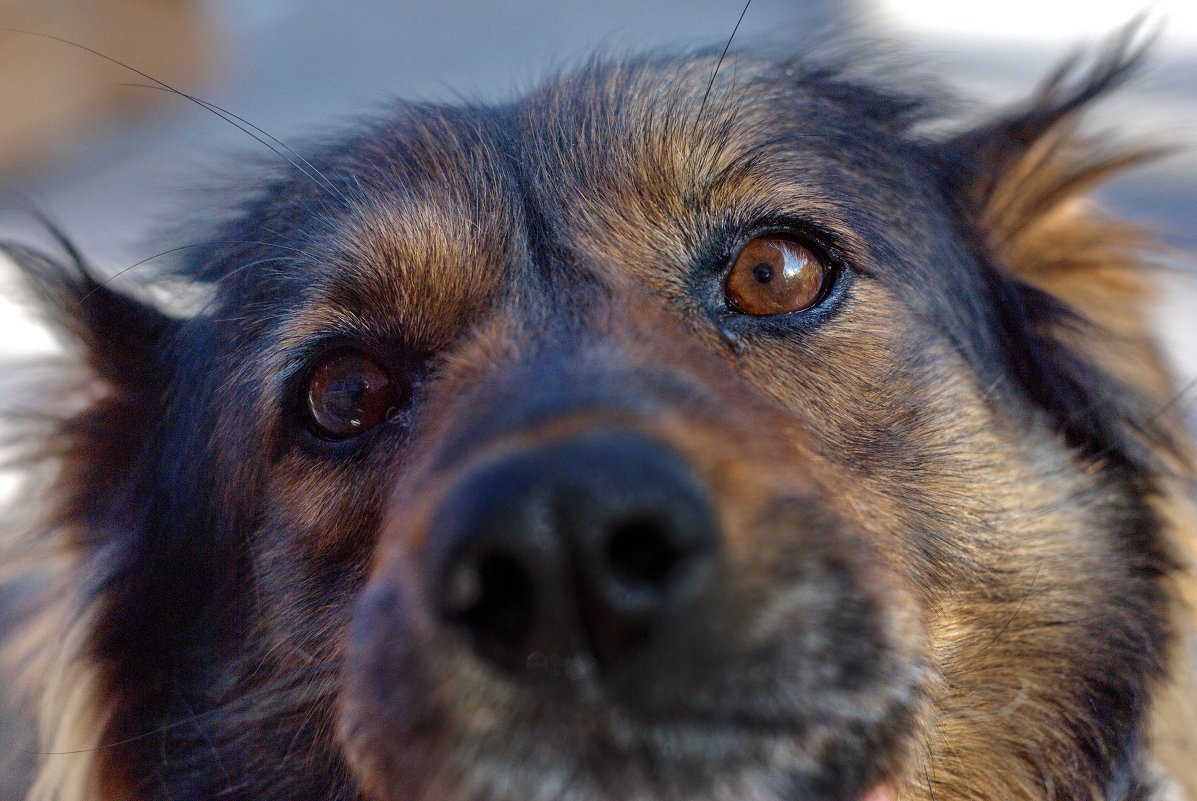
[2,27,1195,801]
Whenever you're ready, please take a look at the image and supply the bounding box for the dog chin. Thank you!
[344,702,907,801]
[409,760,900,801]
[340,563,917,801]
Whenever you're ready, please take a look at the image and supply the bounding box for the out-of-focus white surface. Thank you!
[0,252,59,359]
[879,0,1197,47]
[0,251,60,511]
[1157,274,1197,398]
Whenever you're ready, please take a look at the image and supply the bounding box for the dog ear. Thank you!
[2,228,181,545]
[938,26,1188,473]
[941,24,1153,211]
[1,230,186,801]
[2,232,175,394]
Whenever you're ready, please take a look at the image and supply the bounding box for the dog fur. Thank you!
[2,26,1196,801]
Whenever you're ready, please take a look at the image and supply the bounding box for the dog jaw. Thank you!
[2,27,1192,801]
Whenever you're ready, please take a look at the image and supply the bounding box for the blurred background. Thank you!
[0,0,1193,793]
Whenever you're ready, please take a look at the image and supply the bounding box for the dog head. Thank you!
[4,27,1193,801]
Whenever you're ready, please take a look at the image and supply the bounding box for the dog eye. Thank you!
[725,237,829,316]
[306,351,398,440]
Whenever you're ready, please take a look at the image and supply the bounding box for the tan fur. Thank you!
[979,126,1197,801]
[3,41,1193,801]
[15,600,114,801]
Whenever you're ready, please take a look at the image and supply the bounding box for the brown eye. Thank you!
[306,351,397,440]
[725,236,829,316]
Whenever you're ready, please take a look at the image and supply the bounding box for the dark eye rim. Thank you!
[710,222,853,333]
[723,233,837,317]
[287,339,425,453]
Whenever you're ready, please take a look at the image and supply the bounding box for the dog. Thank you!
[1,22,1195,801]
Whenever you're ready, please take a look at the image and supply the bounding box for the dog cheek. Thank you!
[736,502,927,695]
[336,478,475,800]
[339,565,442,801]
[679,424,929,691]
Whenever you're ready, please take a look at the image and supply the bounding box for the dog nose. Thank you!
[427,431,720,676]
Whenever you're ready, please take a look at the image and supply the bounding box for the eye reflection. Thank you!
[306,351,397,440]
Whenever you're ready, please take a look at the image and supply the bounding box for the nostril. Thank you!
[605,516,684,590]
[445,552,535,655]
[427,432,721,675]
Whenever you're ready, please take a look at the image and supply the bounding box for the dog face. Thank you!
[4,30,1194,801]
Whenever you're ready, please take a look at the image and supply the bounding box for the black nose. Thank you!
[427,431,720,676]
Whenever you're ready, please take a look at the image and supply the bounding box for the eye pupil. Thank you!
[752,263,774,284]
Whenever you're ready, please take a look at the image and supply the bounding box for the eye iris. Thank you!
[307,352,396,439]
[726,237,828,316]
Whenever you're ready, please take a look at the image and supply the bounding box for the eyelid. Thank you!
[736,219,842,262]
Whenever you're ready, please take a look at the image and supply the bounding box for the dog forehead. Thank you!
[285,110,521,345]
[284,54,930,337]
[504,56,930,284]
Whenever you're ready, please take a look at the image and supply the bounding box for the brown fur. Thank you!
[2,29,1195,801]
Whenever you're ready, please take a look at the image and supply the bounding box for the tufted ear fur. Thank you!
[1,230,179,800]
[938,25,1190,475]
[936,26,1197,801]
[3,235,172,386]
[1,229,178,544]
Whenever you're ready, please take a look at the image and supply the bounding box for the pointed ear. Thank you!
[2,230,176,394]
[941,23,1156,216]
[939,25,1188,472]
[2,228,184,524]
[1,231,185,800]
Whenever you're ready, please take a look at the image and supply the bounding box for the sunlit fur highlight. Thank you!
[1,29,1194,801]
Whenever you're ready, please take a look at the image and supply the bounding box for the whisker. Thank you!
[24,663,340,756]
[697,0,753,121]
[78,240,315,304]
[115,82,349,205]
[3,30,348,204]
[24,711,223,756]
[924,756,940,801]
[213,256,305,286]
[974,560,1045,658]
[177,692,233,785]
[1149,371,1197,428]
